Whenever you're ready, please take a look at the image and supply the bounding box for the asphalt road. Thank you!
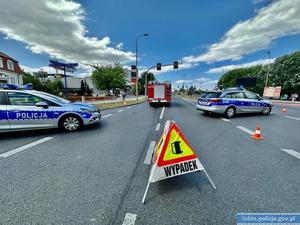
[0,98,299,225]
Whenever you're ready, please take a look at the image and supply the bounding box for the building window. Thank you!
[0,59,3,68]
[10,76,16,84]
[7,60,14,71]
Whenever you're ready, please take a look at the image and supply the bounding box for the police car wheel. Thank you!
[262,105,271,115]
[225,107,235,118]
[61,115,82,131]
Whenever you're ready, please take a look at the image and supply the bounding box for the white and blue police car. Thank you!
[196,88,272,118]
[0,86,101,132]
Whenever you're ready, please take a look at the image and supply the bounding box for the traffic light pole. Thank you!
[135,38,139,101]
[63,67,67,98]
[144,62,181,97]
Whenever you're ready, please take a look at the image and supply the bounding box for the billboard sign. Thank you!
[236,77,257,87]
[263,86,282,99]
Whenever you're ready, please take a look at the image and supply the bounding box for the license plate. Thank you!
[199,101,209,105]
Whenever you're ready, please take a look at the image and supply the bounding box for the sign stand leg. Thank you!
[142,180,151,204]
[202,167,217,190]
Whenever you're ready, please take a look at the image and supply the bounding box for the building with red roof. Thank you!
[0,51,23,85]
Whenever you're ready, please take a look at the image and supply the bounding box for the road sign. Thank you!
[49,59,79,98]
[150,121,203,183]
[156,123,197,166]
[142,120,217,204]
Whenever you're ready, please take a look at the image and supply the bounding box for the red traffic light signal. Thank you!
[156,63,162,70]
[173,61,179,69]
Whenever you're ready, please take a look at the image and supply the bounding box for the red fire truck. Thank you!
[147,81,172,105]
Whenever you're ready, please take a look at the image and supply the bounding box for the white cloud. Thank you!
[174,79,194,84]
[183,0,300,63]
[253,0,269,5]
[195,77,210,82]
[206,58,275,73]
[0,0,135,66]
[20,65,55,74]
[174,78,218,90]
[116,43,124,50]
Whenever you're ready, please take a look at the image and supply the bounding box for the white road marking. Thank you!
[236,126,253,135]
[103,114,112,118]
[159,106,165,120]
[155,123,161,131]
[284,116,300,121]
[122,213,137,225]
[144,141,156,165]
[221,118,231,122]
[126,106,131,109]
[0,137,53,158]
[117,109,124,112]
[281,149,300,159]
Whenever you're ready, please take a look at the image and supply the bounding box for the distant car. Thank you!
[196,88,272,118]
[0,89,101,132]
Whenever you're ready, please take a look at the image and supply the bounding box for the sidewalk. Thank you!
[86,95,146,109]
[86,95,144,104]
[271,99,300,104]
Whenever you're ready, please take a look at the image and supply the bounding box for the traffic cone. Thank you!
[252,126,263,140]
[282,108,287,113]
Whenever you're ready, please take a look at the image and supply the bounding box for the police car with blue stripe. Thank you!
[0,84,101,132]
[196,88,272,118]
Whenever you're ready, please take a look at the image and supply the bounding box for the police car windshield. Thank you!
[201,92,221,98]
[34,92,70,104]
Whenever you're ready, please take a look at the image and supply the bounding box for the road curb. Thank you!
[95,99,146,111]
[271,100,300,105]
[176,95,197,106]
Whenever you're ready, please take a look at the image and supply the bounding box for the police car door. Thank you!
[0,92,10,131]
[243,91,262,112]
[6,92,54,129]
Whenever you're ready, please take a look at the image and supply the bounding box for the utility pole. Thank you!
[265,51,271,88]
[135,33,149,101]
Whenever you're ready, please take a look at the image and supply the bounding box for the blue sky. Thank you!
[1,0,300,89]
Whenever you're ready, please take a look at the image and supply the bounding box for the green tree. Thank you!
[92,62,127,94]
[217,51,300,97]
[270,51,300,96]
[51,79,64,94]
[138,72,155,94]
[22,72,43,91]
[23,72,63,95]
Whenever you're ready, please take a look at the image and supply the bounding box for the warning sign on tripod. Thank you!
[142,120,217,204]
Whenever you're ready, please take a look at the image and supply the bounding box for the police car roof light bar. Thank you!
[0,83,33,90]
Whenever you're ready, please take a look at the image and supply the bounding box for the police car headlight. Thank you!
[81,108,97,114]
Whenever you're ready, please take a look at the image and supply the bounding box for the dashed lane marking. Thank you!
[117,109,124,112]
[155,123,161,131]
[236,126,253,135]
[103,114,112,118]
[144,141,156,165]
[159,106,165,120]
[0,137,54,158]
[126,106,131,109]
[221,118,231,122]
[281,149,300,160]
[284,116,300,121]
[122,213,137,225]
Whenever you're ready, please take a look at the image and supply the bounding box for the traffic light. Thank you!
[173,61,179,69]
[156,63,161,71]
[131,65,137,77]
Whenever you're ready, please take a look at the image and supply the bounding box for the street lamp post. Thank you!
[135,33,149,100]
[265,51,271,88]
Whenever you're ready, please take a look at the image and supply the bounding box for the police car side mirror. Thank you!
[36,102,49,109]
